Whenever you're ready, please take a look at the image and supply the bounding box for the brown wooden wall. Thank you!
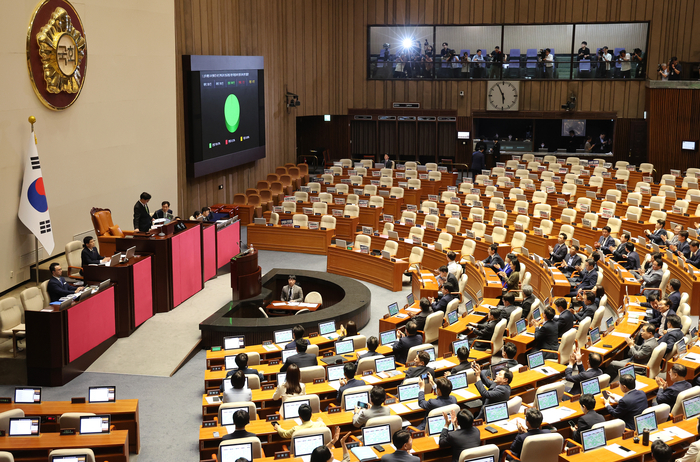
[175,0,700,212]
[647,87,700,177]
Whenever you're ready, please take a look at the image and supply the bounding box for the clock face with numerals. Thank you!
[487,81,520,111]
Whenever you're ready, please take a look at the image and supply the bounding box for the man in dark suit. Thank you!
[621,242,641,272]
[658,315,684,355]
[670,231,691,258]
[280,275,304,302]
[221,410,257,441]
[380,430,419,462]
[360,336,383,361]
[412,298,433,332]
[611,233,631,259]
[565,350,603,395]
[382,153,395,170]
[554,298,574,337]
[667,279,682,312]
[439,409,481,462]
[479,343,519,382]
[645,219,668,246]
[285,324,308,350]
[533,306,559,360]
[472,363,512,419]
[468,308,501,351]
[640,259,663,298]
[392,321,423,365]
[546,233,568,265]
[436,266,459,298]
[573,291,598,324]
[520,285,536,320]
[151,201,172,220]
[47,263,84,302]
[430,283,457,314]
[560,245,582,277]
[604,374,648,429]
[470,146,485,179]
[655,364,692,409]
[594,226,614,255]
[508,408,551,460]
[451,346,472,373]
[336,362,366,403]
[220,352,265,392]
[133,192,153,232]
[417,376,458,429]
[607,324,658,380]
[568,259,597,297]
[685,240,700,268]
[482,244,505,271]
[404,350,435,384]
[500,291,521,321]
[571,394,605,443]
[279,339,318,372]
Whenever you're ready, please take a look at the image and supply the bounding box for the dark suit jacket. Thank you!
[405,366,435,385]
[659,329,684,355]
[549,243,567,263]
[557,310,575,337]
[133,200,151,232]
[81,247,104,266]
[483,254,505,271]
[647,229,668,245]
[606,389,648,429]
[687,251,700,269]
[572,411,605,443]
[668,292,681,312]
[221,429,257,441]
[660,310,677,332]
[521,296,536,320]
[337,378,367,401]
[561,253,582,273]
[452,360,472,374]
[284,338,307,350]
[279,352,317,372]
[472,319,498,350]
[392,334,423,365]
[612,243,628,260]
[413,311,431,332]
[381,450,420,462]
[598,235,614,254]
[152,209,172,220]
[220,367,265,392]
[656,380,692,409]
[502,304,521,321]
[432,293,457,313]
[510,428,551,458]
[675,241,690,258]
[439,427,481,462]
[575,269,598,292]
[471,151,485,172]
[47,277,77,302]
[575,303,597,323]
[384,159,395,169]
[417,391,458,429]
[564,364,603,395]
[623,251,641,271]
[480,359,518,382]
[474,377,511,418]
[535,320,559,351]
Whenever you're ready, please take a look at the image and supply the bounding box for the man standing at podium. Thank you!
[281,275,303,302]
[133,192,152,232]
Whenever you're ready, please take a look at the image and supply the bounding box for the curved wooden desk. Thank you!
[326,244,409,291]
[246,224,334,255]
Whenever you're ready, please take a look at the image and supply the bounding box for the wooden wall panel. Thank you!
[176,0,700,211]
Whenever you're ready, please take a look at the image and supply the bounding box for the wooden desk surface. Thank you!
[326,244,409,292]
[0,429,129,462]
[265,301,321,315]
[246,224,334,255]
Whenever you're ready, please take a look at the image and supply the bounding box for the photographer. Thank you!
[598,46,612,78]
[489,46,504,79]
[450,51,461,78]
[669,56,682,80]
[658,62,669,81]
[618,49,631,78]
[460,51,470,79]
[472,49,485,78]
[542,48,554,79]
[632,48,645,78]
[577,41,591,61]
[392,53,406,79]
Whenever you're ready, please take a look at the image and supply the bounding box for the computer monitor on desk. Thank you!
[293,434,325,457]
[220,442,253,462]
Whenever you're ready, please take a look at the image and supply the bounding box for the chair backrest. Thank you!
[406,343,437,364]
[308,182,321,194]
[422,214,439,228]
[469,207,485,221]
[20,287,45,312]
[0,409,24,432]
[356,357,377,375]
[219,437,263,460]
[423,312,444,344]
[344,204,359,217]
[0,451,14,462]
[515,215,530,230]
[366,415,403,438]
[369,196,384,208]
[339,385,374,408]
[592,418,626,440]
[557,328,576,365]
[436,232,453,249]
[378,176,392,188]
[282,202,296,213]
[460,240,476,258]
[390,187,404,198]
[534,382,566,405]
[511,232,526,251]
[59,412,96,430]
[428,171,441,181]
[218,402,258,423]
[671,386,700,417]
[507,396,522,415]
[561,184,577,195]
[345,194,359,206]
[408,247,424,266]
[48,449,95,462]
[400,211,416,224]
[506,308,523,335]
[458,444,500,462]
[591,306,606,331]
[471,222,486,238]
[643,403,671,425]
[345,335,367,350]
[335,184,349,195]
[532,191,548,204]
[427,403,461,419]
[320,215,335,230]
[64,241,83,277]
[518,433,563,462]
[647,342,667,379]
[539,220,553,236]
[383,240,398,256]
[294,191,308,202]
[408,227,425,241]
[364,184,379,195]
[441,191,456,201]
[678,301,690,318]
[305,291,323,305]
[583,212,599,227]
[312,202,328,215]
[292,214,308,227]
[489,319,507,354]
[354,234,372,250]
[282,394,321,418]
[492,227,507,244]
[681,315,692,335]
[0,298,22,332]
[290,426,332,453]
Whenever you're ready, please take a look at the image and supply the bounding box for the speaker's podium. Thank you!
[230,249,261,300]
[116,220,203,312]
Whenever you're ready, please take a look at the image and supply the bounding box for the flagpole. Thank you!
[29,116,39,285]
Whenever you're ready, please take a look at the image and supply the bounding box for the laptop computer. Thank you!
[589,327,601,345]
[388,302,400,317]
[281,349,296,364]
[276,372,286,385]
[452,339,470,354]
[634,412,658,435]
[531,307,541,321]
[88,386,116,403]
[447,309,460,326]
[344,391,370,411]
[220,442,253,462]
[220,406,249,426]
[51,455,90,462]
[515,318,527,336]
[536,390,559,411]
[490,361,512,379]
[293,433,325,458]
[327,364,345,383]
[108,252,122,267]
[446,372,468,390]
[683,396,700,419]
[321,339,355,364]
[363,424,392,449]
[527,351,553,374]
[223,336,245,350]
[282,399,310,419]
[427,415,453,435]
[374,356,396,373]
[580,427,607,452]
[79,415,110,434]
[397,382,421,402]
[407,293,415,306]
[483,402,509,424]
[580,377,601,396]
[8,417,40,436]
[124,246,136,261]
[14,387,41,404]
[273,329,293,345]
[319,321,338,339]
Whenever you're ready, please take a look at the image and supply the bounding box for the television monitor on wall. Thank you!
[183,55,266,177]
[682,141,698,151]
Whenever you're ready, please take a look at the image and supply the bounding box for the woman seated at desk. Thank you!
[272,363,306,402]
[81,236,110,272]
[496,253,521,294]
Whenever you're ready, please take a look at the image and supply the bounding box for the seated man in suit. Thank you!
[621,242,641,273]
[436,266,459,296]
[573,291,598,324]
[468,308,501,351]
[482,244,505,271]
[272,403,326,438]
[382,153,395,170]
[430,283,457,313]
[639,258,663,298]
[337,362,366,403]
[392,321,423,365]
[280,275,303,302]
[532,306,559,360]
[684,240,700,268]
[152,200,172,220]
[133,191,153,232]
[381,429,419,462]
[499,291,521,321]
[219,352,265,392]
[520,285,537,320]
[439,409,480,462]
[479,342,518,382]
[546,233,568,265]
[610,233,631,258]
[670,230,691,258]
[667,279,682,312]
[604,373,648,429]
[607,323,658,380]
[279,339,318,372]
[594,226,614,255]
[404,350,435,384]
[658,315,684,355]
[565,349,603,395]
[412,298,433,332]
[361,336,383,360]
[645,219,668,246]
[472,362,513,419]
[571,394,605,444]
[352,385,390,428]
[47,262,85,302]
[568,259,597,297]
[559,245,582,277]
[417,376,458,429]
[285,324,308,350]
[221,410,257,441]
[655,363,692,409]
[508,408,551,460]
[555,298,574,337]
[451,346,472,373]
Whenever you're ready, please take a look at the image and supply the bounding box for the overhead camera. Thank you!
[285,91,300,113]
[561,93,577,111]
[383,43,391,50]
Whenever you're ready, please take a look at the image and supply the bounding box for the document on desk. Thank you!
[271,302,287,306]
[587,346,609,354]
[363,375,381,384]
[681,354,700,364]
[395,313,409,319]
[405,401,422,411]
[541,406,576,424]
[606,444,636,457]
[434,436,440,445]
[521,332,535,337]
[635,380,648,390]
[453,388,477,400]
[328,380,341,390]
[205,396,221,405]
[497,417,525,432]
[388,403,411,414]
[405,308,421,313]
[533,366,559,376]
[356,349,369,356]
[324,333,340,340]
[430,359,456,369]
[263,344,279,351]
[225,425,236,434]
[625,277,638,282]
[610,331,632,338]
[649,430,674,443]
[665,426,694,440]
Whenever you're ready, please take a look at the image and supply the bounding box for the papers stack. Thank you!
[388,403,411,414]
[453,389,477,399]
[606,444,636,457]
[540,406,576,424]
[405,401,422,411]
[262,344,279,351]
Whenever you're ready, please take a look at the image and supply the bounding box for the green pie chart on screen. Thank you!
[224,94,240,133]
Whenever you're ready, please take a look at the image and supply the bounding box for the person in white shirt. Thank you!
[472,49,485,78]
[223,370,252,403]
[618,50,632,78]
[658,63,669,81]
[446,251,461,276]
[676,440,700,462]
[542,48,554,78]
[600,46,612,78]
[272,363,306,402]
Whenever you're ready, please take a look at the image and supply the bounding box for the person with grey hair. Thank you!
[521,285,536,319]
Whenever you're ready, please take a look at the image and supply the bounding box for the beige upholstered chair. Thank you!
[48,449,95,462]
[218,402,258,423]
[292,214,308,227]
[64,240,84,280]
[20,287,45,311]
